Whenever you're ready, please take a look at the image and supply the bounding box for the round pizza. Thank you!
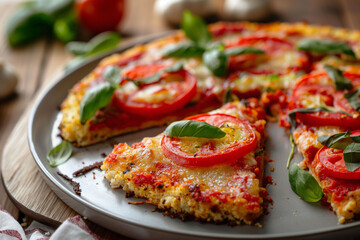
[58,11,360,225]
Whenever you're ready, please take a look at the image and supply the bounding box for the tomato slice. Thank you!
[210,22,244,37]
[226,36,310,74]
[288,71,360,128]
[113,68,197,116]
[161,113,257,167]
[316,130,360,180]
[121,63,168,86]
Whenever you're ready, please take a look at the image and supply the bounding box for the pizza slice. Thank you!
[286,69,360,223]
[101,99,269,225]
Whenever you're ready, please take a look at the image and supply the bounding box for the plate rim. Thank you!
[27,33,360,239]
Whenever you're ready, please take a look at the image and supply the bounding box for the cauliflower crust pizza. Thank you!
[59,11,360,225]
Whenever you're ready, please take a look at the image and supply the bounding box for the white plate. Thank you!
[28,36,360,239]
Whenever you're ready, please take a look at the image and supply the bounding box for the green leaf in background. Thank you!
[47,140,72,167]
[317,131,353,150]
[224,47,265,56]
[344,88,360,112]
[343,143,360,172]
[162,42,205,58]
[65,32,121,71]
[297,39,356,58]
[164,120,226,139]
[80,82,116,124]
[53,10,77,43]
[103,65,122,85]
[288,164,323,202]
[203,48,228,77]
[324,65,353,91]
[181,10,212,47]
[7,7,52,47]
[34,0,74,16]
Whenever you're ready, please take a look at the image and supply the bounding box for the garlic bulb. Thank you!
[0,61,18,99]
[154,0,214,25]
[223,0,271,21]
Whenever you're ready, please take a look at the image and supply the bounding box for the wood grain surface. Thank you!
[1,0,360,239]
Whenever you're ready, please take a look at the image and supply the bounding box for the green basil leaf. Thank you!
[86,32,121,56]
[324,65,353,90]
[225,47,265,56]
[80,82,115,124]
[317,131,353,150]
[223,88,233,104]
[47,140,72,167]
[286,135,296,169]
[164,120,226,139]
[66,32,121,57]
[127,62,184,86]
[35,0,74,16]
[344,88,360,111]
[289,164,323,202]
[64,56,87,72]
[297,39,356,58]
[343,143,360,172]
[288,107,351,132]
[7,7,52,47]
[203,48,228,77]
[53,10,77,43]
[162,42,205,58]
[181,10,212,47]
[103,65,122,85]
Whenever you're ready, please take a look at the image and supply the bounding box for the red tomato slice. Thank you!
[121,63,168,85]
[113,68,197,116]
[210,22,244,37]
[161,113,257,167]
[288,72,360,128]
[316,130,360,180]
[226,36,310,74]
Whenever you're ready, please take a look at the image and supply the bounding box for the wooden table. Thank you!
[1,0,360,239]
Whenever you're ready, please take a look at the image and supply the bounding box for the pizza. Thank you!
[101,100,268,225]
[58,11,360,224]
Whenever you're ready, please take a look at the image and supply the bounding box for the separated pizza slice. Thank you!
[101,99,270,225]
[287,69,360,223]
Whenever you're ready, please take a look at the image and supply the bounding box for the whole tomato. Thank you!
[75,0,125,33]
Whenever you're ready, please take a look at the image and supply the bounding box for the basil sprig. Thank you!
[80,65,122,124]
[125,62,184,87]
[297,39,356,58]
[344,88,360,111]
[317,131,360,171]
[181,10,212,48]
[324,65,353,90]
[289,164,323,202]
[164,120,226,139]
[224,47,265,56]
[47,140,73,167]
[288,106,351,132]
[162,42,205,58]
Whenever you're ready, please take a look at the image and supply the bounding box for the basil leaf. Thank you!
[203,48,228,77]
[324,65,353,90]
[344,88,360,111]
[317,131,353,150]
[103,65,121,85]
[164,120,226,139]
[286,135,296,169]
[288,107,351,132]
[53,10,77,43]
[66,32,121,57]
[80,82,115,124]
[223,88,233,104]
[181,10,212,47]
[297,39,356,58]
[162,42,205,58]
[343,143,360,172]
[47,140,72,167]
[127,62,184,86]
[289,164,323,202]
[225,47,265,56]
[7,6,52,47]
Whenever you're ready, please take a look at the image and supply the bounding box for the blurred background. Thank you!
[0,0,359,239]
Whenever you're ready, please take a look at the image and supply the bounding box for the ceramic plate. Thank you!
[28,35,360,239]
